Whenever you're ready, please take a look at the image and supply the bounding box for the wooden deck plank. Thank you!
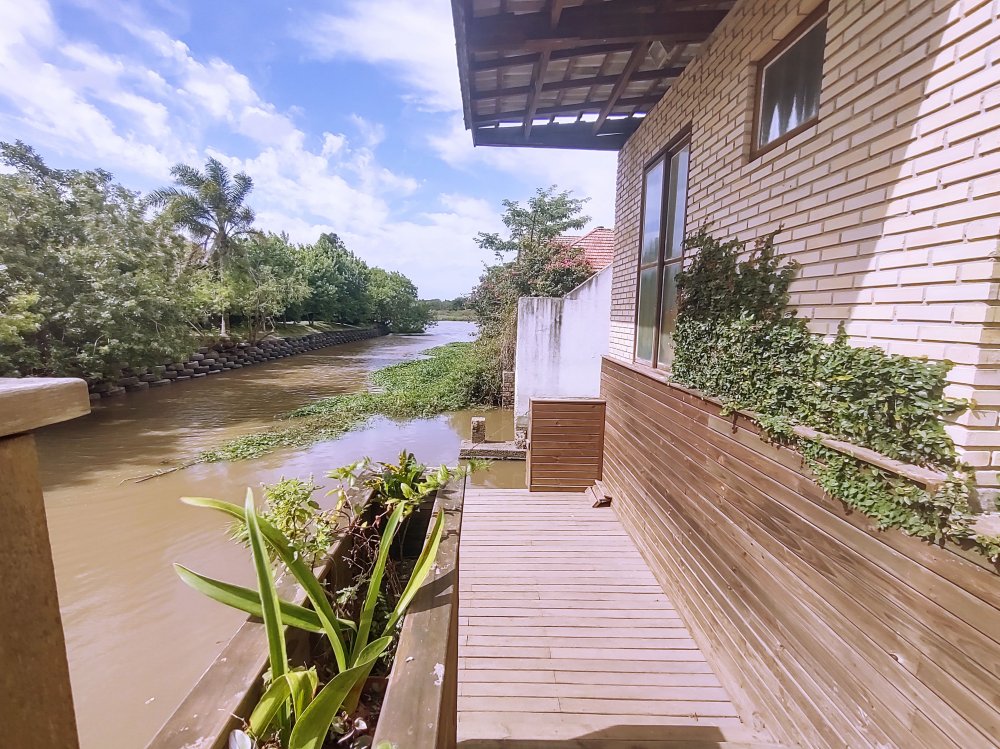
[460,682,732,702]
[460,658,717,674]
[458,486,759,745]
[457,711,748,740]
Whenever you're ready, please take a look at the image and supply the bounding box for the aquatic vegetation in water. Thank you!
[198,343,492,463]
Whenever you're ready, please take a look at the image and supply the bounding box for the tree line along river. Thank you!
[34,321,522,749]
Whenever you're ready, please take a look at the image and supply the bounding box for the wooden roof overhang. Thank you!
[451,0,735,150]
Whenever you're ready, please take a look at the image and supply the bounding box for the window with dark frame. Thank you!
[754,8,828,155]
[635,136,690,370]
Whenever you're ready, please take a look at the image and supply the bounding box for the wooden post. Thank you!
[0,378,90,749]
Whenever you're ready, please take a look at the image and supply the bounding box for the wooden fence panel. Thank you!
[600,357,1000,749]
[527,398,605,492]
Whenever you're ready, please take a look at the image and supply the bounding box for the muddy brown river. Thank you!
[34,321,523,749]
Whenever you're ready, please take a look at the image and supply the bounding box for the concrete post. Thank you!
[471,416,487,444]
[501,370,515,410]
[0,378,90,749]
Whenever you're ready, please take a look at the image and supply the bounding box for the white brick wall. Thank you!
[610,0,1000,493]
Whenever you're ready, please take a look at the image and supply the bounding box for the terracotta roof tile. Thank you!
[555,227,615,270]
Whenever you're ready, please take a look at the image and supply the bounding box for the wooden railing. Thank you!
[0,377,91,749]
[371,478,465,749]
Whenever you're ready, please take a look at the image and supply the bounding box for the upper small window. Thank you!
[755,10,827,154]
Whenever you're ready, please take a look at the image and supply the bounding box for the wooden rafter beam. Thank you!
[523,49,551,137]
[473,118,638,150]
[471,43,636,73]
[451,0,475,130]
[593,42,649,134]
[523,0,567,137]
[467,4,727,51]
[472,65,683,101]
[475,94,664,127]
[550,0,567,27]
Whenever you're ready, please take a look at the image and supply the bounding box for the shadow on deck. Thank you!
[456,487,785,749]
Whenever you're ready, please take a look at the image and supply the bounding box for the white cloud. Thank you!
[297,0,460,113]
[0,0,175,175]
[297,1,619,228]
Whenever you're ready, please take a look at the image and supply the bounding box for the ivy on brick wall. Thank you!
[671,229,998,560]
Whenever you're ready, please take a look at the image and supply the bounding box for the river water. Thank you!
[34,321,523,749]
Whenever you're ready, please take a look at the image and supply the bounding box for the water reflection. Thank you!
[34,322,523,749]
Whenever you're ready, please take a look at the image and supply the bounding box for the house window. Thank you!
[635,137,690,370]
[754,9,827,154]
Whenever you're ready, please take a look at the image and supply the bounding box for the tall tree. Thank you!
[469,186,594,396]
[366,268,431,333]
[225,233,309,344]
[0,141,210,379]
[291,233,371,324]
[475,185,589,261]
[147,157,256,335]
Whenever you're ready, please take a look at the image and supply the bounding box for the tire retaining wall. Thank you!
[87,327,384,402]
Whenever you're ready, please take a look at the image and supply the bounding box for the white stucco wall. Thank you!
[514,265,612,432]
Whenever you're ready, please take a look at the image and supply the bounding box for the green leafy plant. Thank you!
[231,477,338,568]
[174,485,446,747]
[671,229,990,557]
[328,450,468,519]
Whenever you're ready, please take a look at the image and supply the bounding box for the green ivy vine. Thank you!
[671,229,996,560]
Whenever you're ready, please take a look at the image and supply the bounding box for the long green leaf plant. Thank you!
[174,487,446,747]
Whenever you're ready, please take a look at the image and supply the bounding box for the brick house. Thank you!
[452,1,1000,747]
[553,225,617,270]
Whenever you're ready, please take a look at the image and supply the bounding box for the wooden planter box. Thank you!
[146,478,465,749]
[371,478,464,749]
[146,527,359,749]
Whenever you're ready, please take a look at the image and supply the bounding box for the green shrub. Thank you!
[672,230,986,556]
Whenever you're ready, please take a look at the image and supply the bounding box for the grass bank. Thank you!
[431,309,476,321]
[199,342,492,463]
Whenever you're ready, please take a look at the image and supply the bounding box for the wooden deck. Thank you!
[457,487,782,748]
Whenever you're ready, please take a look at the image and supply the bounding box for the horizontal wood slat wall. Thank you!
[527,398,605,493]
[600,357,1000,749]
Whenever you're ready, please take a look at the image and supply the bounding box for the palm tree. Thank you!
[148,157,256,335]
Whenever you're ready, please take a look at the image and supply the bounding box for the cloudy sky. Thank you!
[0,0,618,298]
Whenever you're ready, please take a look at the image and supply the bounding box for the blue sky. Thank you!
[0,0,618,298]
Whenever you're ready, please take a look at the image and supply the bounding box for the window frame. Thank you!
[750,3,828,160]
[632,129,691,371]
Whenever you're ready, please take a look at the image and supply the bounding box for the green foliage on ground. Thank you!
[430,308,476,321]
[199,343,492,462]
[671,229,993,558]
[0,143,432,379]
[229,320,347,340]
